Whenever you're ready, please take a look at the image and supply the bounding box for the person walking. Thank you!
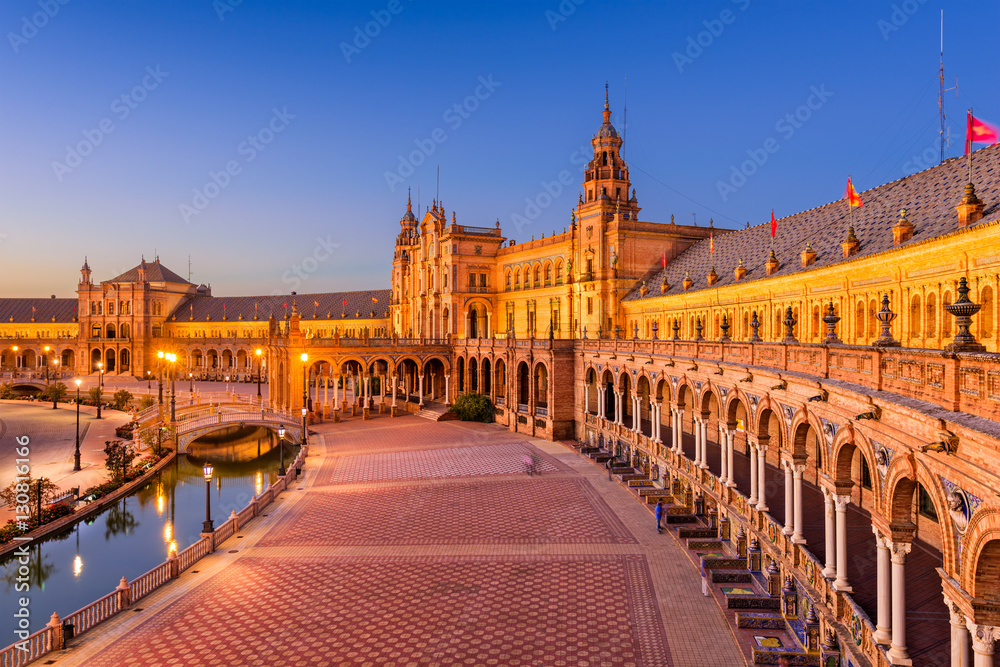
[654,501,663,534]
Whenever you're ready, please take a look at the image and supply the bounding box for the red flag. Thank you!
[283,301,288,308]
[709,234,714,254]
[372,296,378,304]
[314,300,319,308]
[661,250,666,268]
[770,210,776,238]
[342,298,347,307]
[966,111,999,155]
[845,177,863,207]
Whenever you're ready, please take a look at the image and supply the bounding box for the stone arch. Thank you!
[881,457,955,571]
[789,409,824,459]
[962,511,1000,603]
[534,361,548,409]
[831,427,881,504]
[457,356,466,392]
[468,356,479,393]
[517,361,530,405]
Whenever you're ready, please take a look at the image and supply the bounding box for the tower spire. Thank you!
[603,82,610,123]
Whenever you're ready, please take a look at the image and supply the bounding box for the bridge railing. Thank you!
[0,444,309,665]
[177,409,295,434]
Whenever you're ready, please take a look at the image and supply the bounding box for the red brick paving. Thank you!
[257,478,637,547]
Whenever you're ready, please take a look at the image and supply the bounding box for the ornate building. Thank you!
[3,93,1000,666]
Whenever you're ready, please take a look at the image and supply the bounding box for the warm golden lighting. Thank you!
[168,540,178,557]
[11,346,17,352]
[157,351,164,359]
[75,378,82,388]
[255,471,263,495]
[73,555,83,577]
[300,353,308,362]
[255,348,262,356]
[156,493,165,515]
[44,345,50,352]
[164,521,173,542]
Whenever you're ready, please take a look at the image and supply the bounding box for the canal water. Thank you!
[0,427,295,636]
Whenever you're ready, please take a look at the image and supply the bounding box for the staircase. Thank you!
[415,401,449,421]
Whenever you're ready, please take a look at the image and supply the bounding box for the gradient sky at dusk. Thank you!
[2,0,998,298]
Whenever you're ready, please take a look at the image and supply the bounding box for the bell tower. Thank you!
[578,84,639,221]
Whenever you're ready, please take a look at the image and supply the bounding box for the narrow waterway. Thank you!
[0,427,294,636]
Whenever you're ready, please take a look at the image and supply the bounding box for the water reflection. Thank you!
[0,426,294,634]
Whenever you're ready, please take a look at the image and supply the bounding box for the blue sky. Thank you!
[1,0,997,297]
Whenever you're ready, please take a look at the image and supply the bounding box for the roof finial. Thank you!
[603,82,611,123]
[407,187,412,210]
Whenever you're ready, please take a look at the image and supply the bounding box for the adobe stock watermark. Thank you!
[902,133,950,175]
[51,66,169,182]
[11,435,32,653]
[213,0,242,21]
[179,107,295,224]
[877,0,928,41]
[384,75,501,192]
[271,236,341,294]
[7,0,71,54]
[340,0,412,63]
[672,0,750,73]
[545,0,585,31]
[716,84,833,202]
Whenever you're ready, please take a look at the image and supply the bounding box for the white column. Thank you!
[873,529,892,645]
[584,383,590,414]
[748,444,759,505]
[691,417,700,462]
[699,419,709,468]
[418,374,424,406]
[671,409,679,452]
[887,541,912,665]
[615,391,623,425]
[391,376,397,407]
[597,387,604,419]
[944,595,969,667]
[633,396,640,432]
[755,446,768,511]
[833,494,852,592]
[726,431,737,487]
[719,426,728,483]
[445,374,450,405]
[649,400,657,439]
[792,465,805,544]
[822,489,836,578]
[968,623,999,667]
[782,461,795,535]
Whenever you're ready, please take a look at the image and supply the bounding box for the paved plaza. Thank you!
[52,414,746,666]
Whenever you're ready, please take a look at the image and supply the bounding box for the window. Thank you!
[107,301,114,315]
[505,272,511,291]
[917,484,938,521]
[555,262,563,284]
[587,297,593,315]
[544,265,551,285]
[860,455,872,490]
[534,266,540,286]
[468,273,476,288]
[479,274,487,288]
[586,259,593,277]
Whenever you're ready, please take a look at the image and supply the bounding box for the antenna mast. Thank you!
[188,255,192,282]
[623,75,627,157]
[938,10,958,163]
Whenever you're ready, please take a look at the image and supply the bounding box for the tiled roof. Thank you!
[625,143,1000,301]
[168,289,392,322]
[0,298,77,324]
[107,260,191,285]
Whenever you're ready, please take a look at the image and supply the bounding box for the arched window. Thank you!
[90,302,97,315]
[942,291,953,337]
[910,295,921,337]
[120,323,130,339]
[602,151,608,166]
[544,264,551,285]
[981,286,994,338]
[855,301,865,339]
[534,265,540,286]
[514,270,521,289]
[555,261,563,284]
[926,293,937,338]
[505,271,511,291]
[868,299,877,339]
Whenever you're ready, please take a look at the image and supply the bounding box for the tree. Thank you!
[41,382,68,403]
[88,386,103,405]
[0,383,13,399]
[104,440,137,484]
[0,474,61,524]
[448,393,496,423]
[111,389,133,411]
[137,424,174,456]
[138,395,156,409]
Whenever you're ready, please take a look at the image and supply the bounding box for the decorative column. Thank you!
[782,461,795,535]
[755,446,768,511]
[719,425,728,484]
[944,594,969,667]
[833,494,852,592]
[873,529,892,645]
[444,374,450,405]
[749,445,759,505]
[822,489,836,578]
[391,376,397,408]
[792,464,806,544]
[699,418,709,468]
[596,387,604,419]
[726,430,736,487]
[633,396,640,433]
[615,391,623,425]
[584,383,590,415]
[418,374,425,407]
[968,623,1000,667]
[887,541,912,665]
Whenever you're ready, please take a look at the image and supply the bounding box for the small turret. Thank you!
[80,257,92,285]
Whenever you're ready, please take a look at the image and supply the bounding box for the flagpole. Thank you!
[968,108,973,183]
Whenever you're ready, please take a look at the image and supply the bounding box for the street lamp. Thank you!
[11,345,17,379]
[255,348,263,399]
[300,353,309,447]
[301,407,308,447]
[97,361,103,387]
[147,370,151,389]
[188,372,193,393]
[73,378,82,471]
[277,426,286,476]
[44,346,50,386]
[157,351,164,404]
[225,375,230,395]
[51,359,60,409]
[202,461,214,533]
[167,353,177,422]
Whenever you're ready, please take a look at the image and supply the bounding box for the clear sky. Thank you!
[1,0,997,298]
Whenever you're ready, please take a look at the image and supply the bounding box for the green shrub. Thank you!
[448,393,495,423]
[138,395,156,409]
[41,382,68,403]
[0,383,12,399]
[111,389,133,411]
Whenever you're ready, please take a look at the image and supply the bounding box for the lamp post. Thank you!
[225,375,230,396]
[188,372,193,393]
[73,379,82,471]
[202,461,214,533]
[277,426,286,476]
[51,359,59,409]
[44,345,50,386]
[300,353,309,447]
[11,345,17,379]
[255,348,263,400]
[167,353,177,423]
[98,361,103,388]
[156,351,164,404]
[147,370,151,389]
